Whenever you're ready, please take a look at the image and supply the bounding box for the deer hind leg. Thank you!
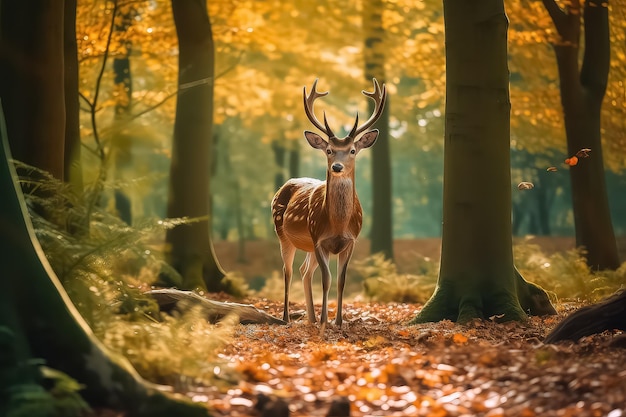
[335,241,355,328]
[314,247,332,327]
[299,253,318,323]
[279,240,297,322]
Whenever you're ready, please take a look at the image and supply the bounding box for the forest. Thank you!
[0,0,625,416]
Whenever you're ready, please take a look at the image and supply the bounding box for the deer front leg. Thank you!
[280,242,297,322]
[300,253,318,323]
[314,247,332,327]
[336,241,355,328]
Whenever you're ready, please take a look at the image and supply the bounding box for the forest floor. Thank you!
[197,296,625,417]
[188,237,626,417]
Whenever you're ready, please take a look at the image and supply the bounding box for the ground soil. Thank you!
[193,237,626,417]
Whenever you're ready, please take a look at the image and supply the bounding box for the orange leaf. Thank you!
[452,333,468,344]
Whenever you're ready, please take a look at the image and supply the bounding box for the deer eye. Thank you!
[326,149,332,155]
[350,149,356,154]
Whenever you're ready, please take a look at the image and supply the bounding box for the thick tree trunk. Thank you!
[0,0,65,181]
[542,0,619,270]
[166,0,226,292]
[363,0,393,260]
[0,106,209,417]
[63,0,83,192]
[411,0,555,324]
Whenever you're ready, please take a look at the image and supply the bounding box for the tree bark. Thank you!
[542,0,619,270]
[363,0,394,260]
[0,105,209,417]
[166,0,227,292]
[0,0,65,181]
[411,0,555,324]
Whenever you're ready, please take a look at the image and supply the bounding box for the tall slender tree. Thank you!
[64,0,83,193]
[165,0,227,292]
[363,0,394,260]
[411,0,556,323]
[110,2,137,225]
[542,0,620,270]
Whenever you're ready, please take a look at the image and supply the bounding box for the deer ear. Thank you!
[304,131,328,150]
[355,129,378,151]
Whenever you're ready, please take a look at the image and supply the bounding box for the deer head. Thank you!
[303,78,386,179]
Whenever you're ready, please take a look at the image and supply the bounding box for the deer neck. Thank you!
[324,174,356,228]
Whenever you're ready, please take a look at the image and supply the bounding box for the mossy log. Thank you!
[545,290,626,344]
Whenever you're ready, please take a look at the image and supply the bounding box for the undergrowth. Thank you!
[513,240,626,302]
[18,162,237,390]
[352,253,438,304]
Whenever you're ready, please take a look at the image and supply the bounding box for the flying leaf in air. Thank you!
[576,148,591,158]
[517,182,534,190]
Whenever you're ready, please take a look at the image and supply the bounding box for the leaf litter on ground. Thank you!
[179,297,626,417]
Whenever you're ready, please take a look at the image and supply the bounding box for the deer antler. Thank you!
[348,78,387,138]
[303,79,335,138]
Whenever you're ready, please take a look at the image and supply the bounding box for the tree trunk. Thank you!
[63,0,83,193]
[111,3,135,225]
[363,0,394,260]
[0,106,209,417]
[166,0,226,292]
[0,0,65,181]
[272,140,286,191]
[411,0,555,324]
[288,142,300,178]
[542,0,619,270]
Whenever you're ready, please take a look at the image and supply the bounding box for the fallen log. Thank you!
[544,290,626,344]
[146,288,287,325]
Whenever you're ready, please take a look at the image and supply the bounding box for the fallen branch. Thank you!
[147,288,287,325]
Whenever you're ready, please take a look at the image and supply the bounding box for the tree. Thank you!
[64,0,84,193]
[363,0,394,260]
[111,2,137,225]
[541,0,620,270]
[164,0,227,292]
[0,0,66,181]
[0,105,209,417]
[411,0,556,324]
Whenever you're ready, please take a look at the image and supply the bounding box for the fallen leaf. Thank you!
[452,333,469,344]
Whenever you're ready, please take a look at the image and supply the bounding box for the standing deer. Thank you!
[272,78,387,329]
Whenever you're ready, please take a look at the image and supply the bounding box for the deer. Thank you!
[271,78,387,331]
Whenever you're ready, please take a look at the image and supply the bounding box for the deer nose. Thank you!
[332,163,344,173]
